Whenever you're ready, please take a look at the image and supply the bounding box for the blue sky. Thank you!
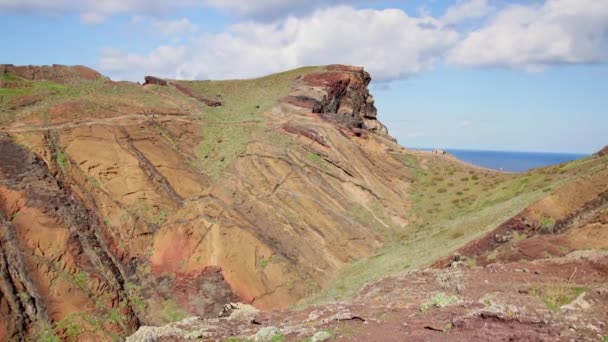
[1,0,607,153]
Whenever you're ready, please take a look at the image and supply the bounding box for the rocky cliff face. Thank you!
[0,64,412,340]
[284,65,389,136]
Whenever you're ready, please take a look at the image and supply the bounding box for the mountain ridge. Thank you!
[1,64,607,341]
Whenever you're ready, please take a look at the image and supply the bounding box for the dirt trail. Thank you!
[0,113,268,133]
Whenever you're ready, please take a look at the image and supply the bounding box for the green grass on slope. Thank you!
[176,66,320,179]
[304,152,606,304]
[1,74,185,124]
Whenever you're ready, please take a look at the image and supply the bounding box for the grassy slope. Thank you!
[0,73,183,124]
[305,151,605,304]
[174,66,320,178]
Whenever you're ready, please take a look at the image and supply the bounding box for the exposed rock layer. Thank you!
[0,64,410,339]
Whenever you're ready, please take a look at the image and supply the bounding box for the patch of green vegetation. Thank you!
[531,286,588,311]
[37,324,61,342]
[154,209,169,226]
[420,293,460,311]
[307,152,326,167]
[257,256,273,271]
[184,66,320,178]
[539,216,556,234]
[106,308,127,331]
[55,314,83,341]
[162,300,189,323]
[73,271,88,291]
[137,264,152,277]
[125,282,146,311]
[311,200,536,302]
[56,150,69,170]
[86,175,100,188]
[18,291,30,302]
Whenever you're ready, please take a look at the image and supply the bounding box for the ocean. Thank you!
[415,148,589,173]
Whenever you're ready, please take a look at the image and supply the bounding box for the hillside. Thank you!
[1,64,607,341]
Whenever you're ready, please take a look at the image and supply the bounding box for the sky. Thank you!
[1,0,607,153]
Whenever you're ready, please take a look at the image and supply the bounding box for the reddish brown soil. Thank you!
[129,251,608,341]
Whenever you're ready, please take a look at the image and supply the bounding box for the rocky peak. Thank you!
[286,65,390,137]
[596,145,608,157]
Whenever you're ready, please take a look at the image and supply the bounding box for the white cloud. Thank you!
[447,0,608,69]
[100,6,460,82]
[80,12,106,24]
[152,18,199,36]
[100,46,189,81]
[441,0,491,25]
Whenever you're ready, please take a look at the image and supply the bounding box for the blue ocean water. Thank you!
[416,148,589,173]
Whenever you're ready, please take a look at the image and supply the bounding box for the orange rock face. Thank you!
[0,65,415,339]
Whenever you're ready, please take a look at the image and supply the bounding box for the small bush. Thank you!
[307,152,325,166]
[531,286,587,311]
[539,216,556,234]
[56,151,68,170]
[421,293,460,311]
[86,175,100,188]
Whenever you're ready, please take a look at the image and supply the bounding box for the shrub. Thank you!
[539,216,556,234]
[307,152,325,166]
[531,286,587,311]
[56,151,68,170]
[421,293,460,311]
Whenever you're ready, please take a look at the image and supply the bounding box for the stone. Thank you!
[311,331,332,342]
[254,326,282,342]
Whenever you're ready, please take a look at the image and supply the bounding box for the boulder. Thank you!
[143,76,168,86]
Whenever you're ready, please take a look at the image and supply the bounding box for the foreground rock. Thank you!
[128,251,608,341]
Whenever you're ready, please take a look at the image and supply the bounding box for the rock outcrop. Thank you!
[285,65,389,136]
[0,64,410,340]
[143,76,168,86]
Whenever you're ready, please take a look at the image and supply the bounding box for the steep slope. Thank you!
[1,64,606,341]
[1,64,415,340]
[128,150,608,342]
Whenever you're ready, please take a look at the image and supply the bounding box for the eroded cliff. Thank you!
[0,64,413,340]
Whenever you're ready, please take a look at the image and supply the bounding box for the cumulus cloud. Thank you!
[441,0,491,25]
[100,46,189,81]
[447,0,608,69]
[80,12,106,24]
[152,18,199,36]
[100,6,460,82]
